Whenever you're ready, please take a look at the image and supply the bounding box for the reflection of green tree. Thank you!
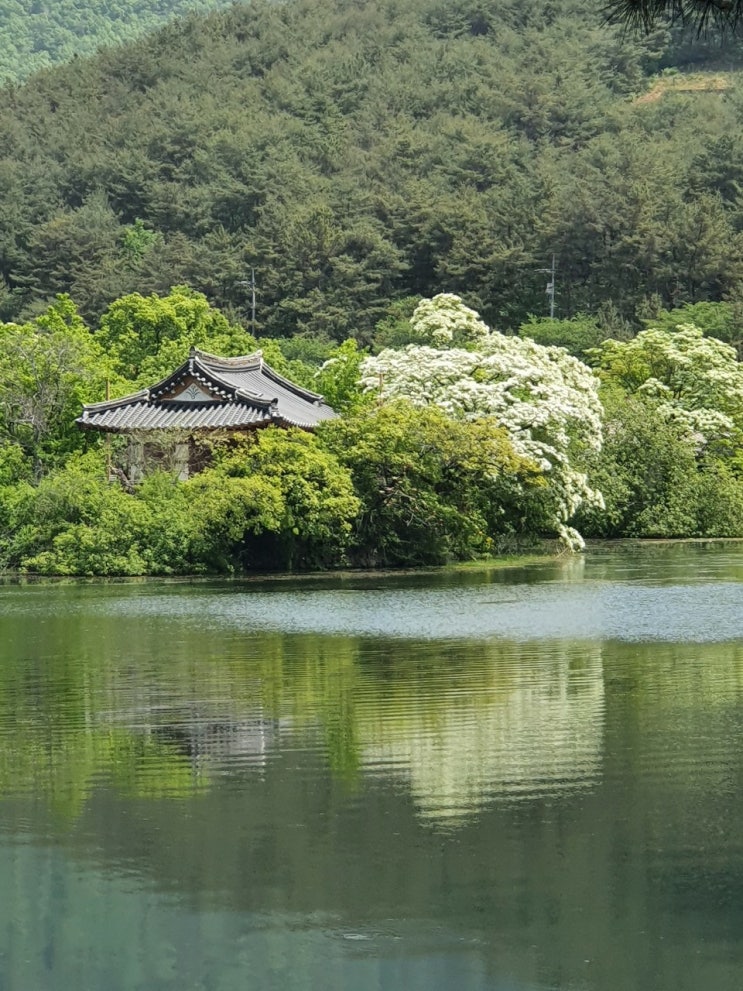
[0,597,371,816]
[353,642,605,822]
[584,541,743,584]
[4,596,584,821]
[604,638,743,816]
[0,602,208,818]
[0,695,201,821]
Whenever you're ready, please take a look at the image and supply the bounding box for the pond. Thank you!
[1,542,743,990]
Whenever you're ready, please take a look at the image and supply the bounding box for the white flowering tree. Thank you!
[361,294,604,550]
[404,293,489,348]
[592,323,743,450]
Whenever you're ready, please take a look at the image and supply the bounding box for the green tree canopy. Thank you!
[1,0,741,333]
[0,296,107,473]
[0,0,236,83]
[319,401,539,566]
[97,285,256,384]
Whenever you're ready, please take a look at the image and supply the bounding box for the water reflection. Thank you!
[0,624,608,825]
[152,717,281,772]
[358,641,604,821]
[2,564,743,824]
[2,547,743,991]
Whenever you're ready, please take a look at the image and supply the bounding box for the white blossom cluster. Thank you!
[600,323,743,449]
[406,293,489,347]
[361,294,604,549]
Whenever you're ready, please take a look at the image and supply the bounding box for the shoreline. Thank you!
[3,537,743,585]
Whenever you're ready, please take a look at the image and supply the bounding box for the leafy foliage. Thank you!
[575,396,702,538]
[0,0,743,574]
[639,300,743,357]
[320,401,541,566]
[0,296,108,472]
[195,429,361,570]
[315,339,369,413]
[518,315,608,359]
[604,0,743,34]
[3,429,360,575]
[576,394,743,538]
[578,322,743,538]
[97,285,256,383]
[5,279,743,574]
[7,451,154,575]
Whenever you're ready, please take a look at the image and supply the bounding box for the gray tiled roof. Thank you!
[77,349,337,433]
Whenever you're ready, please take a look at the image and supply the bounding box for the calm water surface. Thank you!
[1,543,743,990]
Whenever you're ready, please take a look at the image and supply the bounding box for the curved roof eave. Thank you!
[80,388,150,412]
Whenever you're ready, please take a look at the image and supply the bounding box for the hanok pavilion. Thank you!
[76,347,337,481]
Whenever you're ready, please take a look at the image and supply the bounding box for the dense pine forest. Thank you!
[2,0,743,338]
[4,0,743,575]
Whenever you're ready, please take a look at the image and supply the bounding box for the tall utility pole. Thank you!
[236,269,257,332]
[538,254,557,319]
[249,267,256,332]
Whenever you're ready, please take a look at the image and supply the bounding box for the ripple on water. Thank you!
[57,578,743,643]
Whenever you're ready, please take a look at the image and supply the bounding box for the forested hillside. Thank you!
[0,0,236,83]
[2,0,743,340]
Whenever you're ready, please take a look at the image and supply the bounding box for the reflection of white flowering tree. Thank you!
[360,639,605,825]
[361,294,604,549]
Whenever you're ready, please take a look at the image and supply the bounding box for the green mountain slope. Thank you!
[0,0,237,83]
[1,0,743,338]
